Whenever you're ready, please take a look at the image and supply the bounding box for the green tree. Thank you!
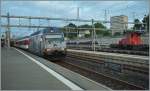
[103,30,111,36]
[94,22,106,29]
[66,23,77,39]
[63,23,77,39]
[78,24,92,37]
[114,32,121,36]
[142,14,149,32]
[84,34,90,38]
[67,23,77,28]
[133,19,142,30]
[93,22,111,36]
[78,24,92,28]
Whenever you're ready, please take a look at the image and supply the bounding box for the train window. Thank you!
[24,40,30,45]
[46,38,63,43]
[45,39,49,44]
[61,38,64,41]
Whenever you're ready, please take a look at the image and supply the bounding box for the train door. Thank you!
[32,36,38,53]
[29,37,33,52]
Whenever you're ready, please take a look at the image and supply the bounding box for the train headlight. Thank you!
[61,48,64,50]
[61,48,67,51]
[45,48,51,51]
[63,48,67,51]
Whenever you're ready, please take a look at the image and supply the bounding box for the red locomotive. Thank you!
[119,32,142,45]
[110,31,148,51]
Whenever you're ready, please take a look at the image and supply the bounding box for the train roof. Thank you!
[125,31,144,35]
[30,27,62,36]
[15,27,62,40]
[43,27,61,33]
[15,36,29,41]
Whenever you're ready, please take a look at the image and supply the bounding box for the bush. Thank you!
[114,32,121,36]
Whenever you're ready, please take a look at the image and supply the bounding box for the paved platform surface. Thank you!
[68,49,149,60]
[67,49,149,68]
[1,47,77,90]
[1,47,111,90]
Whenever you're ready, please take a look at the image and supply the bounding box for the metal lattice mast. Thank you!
[92,19,96,52]
[6,13,10,48]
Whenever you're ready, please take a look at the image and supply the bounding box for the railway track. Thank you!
[54,59,145,90]
[17,48,148,90]
[50,52,148,90]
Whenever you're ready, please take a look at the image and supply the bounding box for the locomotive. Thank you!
[15,27,67,59]
[110,31,149,51]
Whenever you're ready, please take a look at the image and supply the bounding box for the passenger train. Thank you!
[15,27,67,59]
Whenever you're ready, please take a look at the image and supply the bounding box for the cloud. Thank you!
[1,1,148,37]
[2,1,148,19]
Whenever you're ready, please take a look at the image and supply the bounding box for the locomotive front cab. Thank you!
[43,34,67,57]
[128,32,142,45]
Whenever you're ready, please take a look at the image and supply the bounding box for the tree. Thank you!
[114,32,121,36]
[142,14,149,32]
[67,23,77,28]
[93,22,111,36]
[103,30,111,36]
[63,23,77,39]
[78,24,92,37]
[94,22,106,29]
[84,34,90,38]
[133,19,142,30]
[94,22,105,35]
[78,24,92,28]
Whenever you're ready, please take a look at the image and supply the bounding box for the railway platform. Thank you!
[67,49,149,69]
[1,47,110,90]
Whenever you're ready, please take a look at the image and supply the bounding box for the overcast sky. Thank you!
[1,1,149,38]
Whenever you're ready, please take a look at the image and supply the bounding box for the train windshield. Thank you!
[45,35,64,44]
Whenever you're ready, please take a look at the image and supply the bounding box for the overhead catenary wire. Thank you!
[1,15,146,24]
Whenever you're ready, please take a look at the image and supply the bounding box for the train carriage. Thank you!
[15,36,30,49]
